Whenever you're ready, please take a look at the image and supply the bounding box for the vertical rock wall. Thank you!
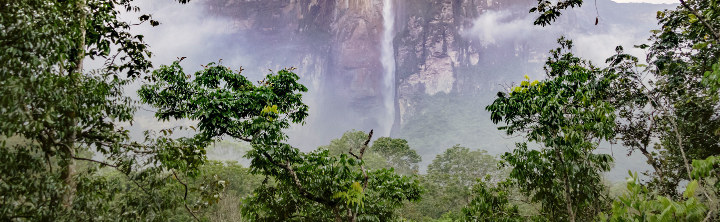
[393,0,536,128]
[202,0,540,143]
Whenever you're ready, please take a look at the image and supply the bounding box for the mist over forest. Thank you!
[125,0,671,178]
[5,0,720,221]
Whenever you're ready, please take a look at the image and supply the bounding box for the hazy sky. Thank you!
[613,0,677,3]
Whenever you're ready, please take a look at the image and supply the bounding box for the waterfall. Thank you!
[380,0,395,136]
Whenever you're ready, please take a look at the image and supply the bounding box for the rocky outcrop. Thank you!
[393,0,536,127]
[205,0,385,99]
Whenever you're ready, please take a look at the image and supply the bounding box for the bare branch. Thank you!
[71,156,118,168]
[172,171,201,222]
[359,130,372,159]
[348,152,360,159]
[703,209,714,222]
[348,130,373,191]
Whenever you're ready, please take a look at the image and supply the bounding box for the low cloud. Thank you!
[465,10,539,47]
[126,1,251,72]
[571,25,649,64]
[463,7,654,65]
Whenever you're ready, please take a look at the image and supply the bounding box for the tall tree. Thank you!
[487,37,616,222]
[602,0,720,197]
[525,0,720,219]
[0,0,213,220]
[526,0,720,206]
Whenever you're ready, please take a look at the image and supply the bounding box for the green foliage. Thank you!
[502,0,720,221]
[242,148,422,221]
[690,155,720,205]
[7,0,720,220]
[321,130,371,157]
[191,161,263,221]
[691,156,720,180]
[70,160,263,221]
[196,161,262,198]
[703,59,720,92]
[599,172,707,222]
[141,63,421,221]
[139,62,310,181]
[517,1,720,220]
[427,145,501,189]
[139,62,309,151]
[529,0,583,26]
[319,130,392,173]
[400,145,504,220]
[334,182,367,211]
[606,0,720,198]
[0,0,208,220]
[0,142,67,220]
[462,177,523,222]
[321,130,422,175]
[371,137,421,175]
[487,37,616,221]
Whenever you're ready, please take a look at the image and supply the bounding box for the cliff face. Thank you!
[393,0,541,128]
[205,0,391,140]
[203,0,540,138]
[201,0,669,153]
[206,0,385,97]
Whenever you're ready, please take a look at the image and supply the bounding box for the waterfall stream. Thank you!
[381,0,395,136]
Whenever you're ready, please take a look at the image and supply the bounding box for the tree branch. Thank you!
[71,154,165,208]
[632,113,666,181]
[703,209,714,222]
[679,0,720,42]
[71,156,118,168]
[349,130,373,191]
[627,69,716,202]
[172,170,200,222]
[260,151,332,205]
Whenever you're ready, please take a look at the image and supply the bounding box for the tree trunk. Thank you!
[554,148,576,222]
[563,175,576,222]
[61,146,76,209]
[333,206,342,222]
[347,206,355,222]
[62,0,86,210]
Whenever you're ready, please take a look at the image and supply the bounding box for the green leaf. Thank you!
[684,180,699,198]
[693,42,709,49]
